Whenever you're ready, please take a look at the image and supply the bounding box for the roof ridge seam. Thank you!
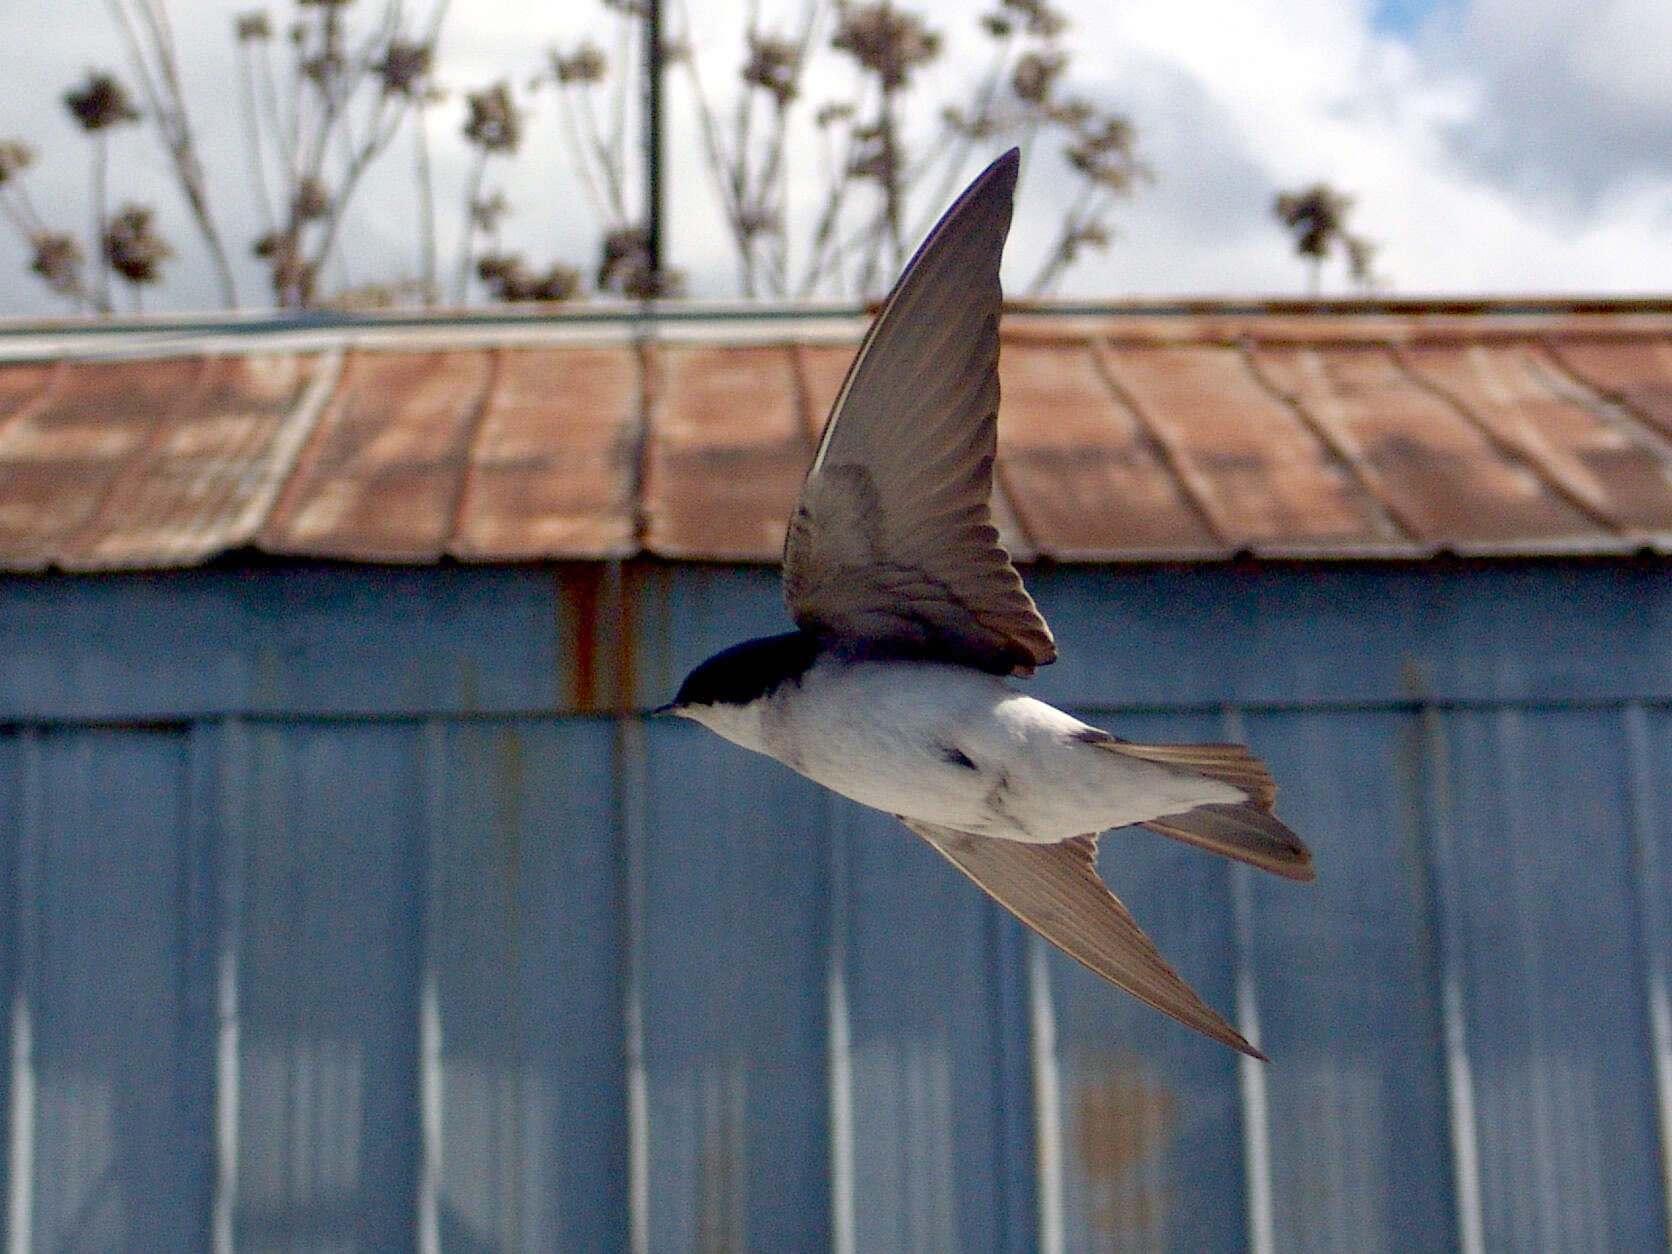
[1387,342,1625,538]
[441,347,506,558]
[1089,337,1234,549]
[628,328,658,555]
[244,347,348,553]
[1236,341,1420,549]
[0,359,67,455]
[1540,338,1672,460]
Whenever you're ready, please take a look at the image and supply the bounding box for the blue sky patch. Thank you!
[1371,0,1455,37]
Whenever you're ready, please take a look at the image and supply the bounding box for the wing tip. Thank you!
[906,818,1272,1061]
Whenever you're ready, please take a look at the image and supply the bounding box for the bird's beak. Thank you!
[649,702,678,717]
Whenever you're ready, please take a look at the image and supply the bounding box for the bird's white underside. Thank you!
[679,657,1244,842]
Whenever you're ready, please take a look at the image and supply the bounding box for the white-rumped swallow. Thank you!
[660,149,1313,1058]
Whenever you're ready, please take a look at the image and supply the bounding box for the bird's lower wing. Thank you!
[900,818,1263,1060]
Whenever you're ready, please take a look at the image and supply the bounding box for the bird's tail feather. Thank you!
[1105,740,1276,806]
[1142,803,1314,881]
[1101,739,1314,881]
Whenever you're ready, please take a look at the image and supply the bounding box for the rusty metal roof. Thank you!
[6,299,1672,571]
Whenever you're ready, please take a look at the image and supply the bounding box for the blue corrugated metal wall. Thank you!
[1,562,1670,1251]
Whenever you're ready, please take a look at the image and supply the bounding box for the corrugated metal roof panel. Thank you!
[996,339,1218,558]
[75,352,333,569]
[1401,341,1672,539]
[1250,343,1605,551]
[1545,335,1672,442]
[1098,341,1391,554]
[0,356,212,570]
[0,359,55,418]
[452,344,640,559]
[260,349,490,561]
[7,302,1672,571]
[642,343,809,561]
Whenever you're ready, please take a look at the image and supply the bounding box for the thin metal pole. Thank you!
[642,0,663,295]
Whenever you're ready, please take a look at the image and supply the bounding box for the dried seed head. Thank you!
[596,226,680,297]
[235,11,272,41]
[0,139,35,185]
[301,51,345,89]
[742,32,801,105]
[1046,96,1094,129]
[1001,0,1067,38]
[1065,113,1143,190]
[1011,49,1065,105]
[471,190,509,232]
[29,231,84,296]
[375,39,432,96]
[64,71,141,132]
[464,82,522,152]
[814,101,854,128]
[272,247,316,304]
[1274,184,1355,260]
[1345,234,1377,284]
[292,177,331,222]
[103,203,172,285]
[551,44,607,86]
[941,105,996,139]
[735,205,781,238]
[832,4,940,90]
[479,252,582,303]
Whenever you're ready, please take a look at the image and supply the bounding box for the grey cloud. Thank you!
[1426,1,1672,212]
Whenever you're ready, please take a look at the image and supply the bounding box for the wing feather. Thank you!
[784,149,1055,676]
[902,818,1264,1059]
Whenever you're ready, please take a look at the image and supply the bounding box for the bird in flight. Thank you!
[660,149,1314,1058]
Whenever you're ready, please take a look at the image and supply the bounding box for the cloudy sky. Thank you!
[2,0,1670,317]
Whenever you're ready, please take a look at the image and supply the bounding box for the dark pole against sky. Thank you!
[644,0,663,294]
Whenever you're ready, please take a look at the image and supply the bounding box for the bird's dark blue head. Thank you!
[660,630,822,713]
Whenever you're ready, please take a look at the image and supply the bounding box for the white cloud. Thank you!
[1045,0,1672,295]
[2,0,1671,316]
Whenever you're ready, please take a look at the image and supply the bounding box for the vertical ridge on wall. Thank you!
[822,793,858,1254]
[617,713,652,1254]
[1224,706,1275,1254]
[1245,706,1458,1251]
[210,718,250,1254]
[1419,703,1488,1254]
[1623,704,1672,1246]
[2,729,38,1252]
[1028,934,1065,1254]
[1446,705,1664,1249]
[416,718,447,1254]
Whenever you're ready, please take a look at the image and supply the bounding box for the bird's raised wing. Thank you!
[901,819,1263,1059]
[783,149,1055,677]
